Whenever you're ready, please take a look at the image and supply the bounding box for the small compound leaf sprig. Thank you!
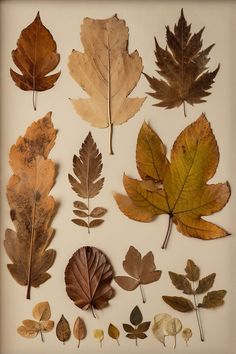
[123,306,151,346]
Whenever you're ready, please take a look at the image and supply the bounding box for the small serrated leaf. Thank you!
[168,272,193,294]
[74,201,88,210]
[130,306,143,326]
[195,273,216,294]
[90,207,107,217]
[72,219,88,227]
[162,296,194,312]
[199,290,227,308]
[73,210,88,217]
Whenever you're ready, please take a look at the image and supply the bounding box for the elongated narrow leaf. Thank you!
[10,12,60,110]
[68,15,145,154]
[4,113,57,299]
[162,296,194,312]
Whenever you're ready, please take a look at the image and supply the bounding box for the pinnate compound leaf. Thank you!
[114,115,230,249]
[195,273,216,294]
[162,296,194,312]
[4,113,57,299]
[68,132,106,233]
[68,15,145,154]
[10,12,60,110]
[124,306,150,345]
[199,290,227,308]
[169,272,193,294]
[73,317,86,348]
[185,259,200,281]
[65,247,114,314]
[144,9,219,115]
[56,315,71,344]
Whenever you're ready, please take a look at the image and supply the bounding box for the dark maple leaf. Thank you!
[144,9,220,116]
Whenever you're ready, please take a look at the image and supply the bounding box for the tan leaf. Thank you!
[114,115,231,249]
[185,259,200,281]
[90,207,107,218]
[108,323,120,345]
[68,15,145,154]
[22,320,40,332]
[168,272,193,294]
[4,113,57,299]
[10,12,60,110]
[152,313,172,346]
[195,273,216,294]
[94,329,104,347]
[73,317,86,348]
[199,290,227,308]
[17,325,38,338]
[65,247,114,315]
[162,296,194,312]
[182,328,192,346]
[40,320,54,332]
[56,315,71,343]
[144,9,219,116]
[32,301,51,321]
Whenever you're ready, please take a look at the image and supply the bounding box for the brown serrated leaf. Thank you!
[10,12,60,110]
[185,260,200,281]
[73,317,86,348]
[114,115,230,249]
[68,132,106,233]
[144,9,219,116]
[4,113,57,299]
[199,290,227,308]
[162,296,194,312]
[195,273,216,294]
[56,315,71,344]
[68,15,145,154]
[90,207,107,218]
[114,246,162,303]
[108,323,120,346]
[65,247,114,317]
[168,272,193,294]
[123,306,150,346]
[73,210,88,218]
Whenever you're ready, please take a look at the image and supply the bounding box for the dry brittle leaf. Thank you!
[163,259,227,342]
[108,323,120,346]
[68,132,107,233]
[144,9,219,116]
[182,328,192,346]
[65,247,114,317]
[114,246,161,303]
[152,313,172,346]
[56,315,71,344]
[123,306,150,346]
[17,301,54,342]
[94,329,104,347]
[4,113,57,299]
[10,12,60,110]
[165,317,182,349]
[68,15,145,154]
[73,317,86,348]
[114,115,230,249]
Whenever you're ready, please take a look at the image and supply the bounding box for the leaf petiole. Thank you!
[192,281,204,342]
[139,284,146,303]
[161,215,173,249]
[39,329,44,343]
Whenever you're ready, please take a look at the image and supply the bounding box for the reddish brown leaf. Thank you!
[89,219,104,228]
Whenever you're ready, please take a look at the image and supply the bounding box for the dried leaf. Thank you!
[65,246,114,316]
[114,115,230,249]
[182,328,192,346]
[169,272,193,294]
[10,12,60,110]
[73,210,88,218]
[4,113,57,299]
[108,323,120,346]
[144,9,219,116]
[152,313,172,346]
[199,290,227,308]
[17,301,54,342]
[90,207,107,218]
[68,15,145,154]
[123,306,150,346]
[73,317,86,348]
[185,260,200,281]
[165,318,182,336]
[162,296,194,312]
[114,246,162,302]
[56,315,71,344]
[94,329,104,347]
[68,132,106,233]
[195,273,216,294]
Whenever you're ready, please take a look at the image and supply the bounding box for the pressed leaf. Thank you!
[32,302,51,321]
[124,306,150,346]
[199,290,227,308]
[94,329,104,347]
[68,15,145,154]
[65,247,114,316]
[90,207,107,218]
[114,115,230,249]
[162,296,194,312]
[73,317,86,348]
[40,320,54,332]
[136,321,151,332]
[182,328,192,346]
[114,246,162,302]
[10,12,60,110]
[165,318,182,349]
[4,113,57,299]
[195,273,216,294]
[123,324,135,333]
[108,323,120,345]
[130,306,143,326]
[22,320,40,332]
[56,315,71,344]
[168,272,193,294]
[17,325,38,338]
[68,132,106,233]
[144,9,219,116]
[185,260,200,281]
[152,313,172,346]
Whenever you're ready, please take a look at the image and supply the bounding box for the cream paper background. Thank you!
[0,0,236,353]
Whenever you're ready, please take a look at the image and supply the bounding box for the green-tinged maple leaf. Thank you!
[114,115,230,249]
[144,9,219,116]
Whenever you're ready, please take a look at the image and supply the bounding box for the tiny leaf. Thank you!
[162,296,194,312]
[168,272,192,294]
[94,329,104,347]
[108,323,120,345]
[89,219,104,228]
[199,290,227,308]
[130,306,143,326]
[195,273,216,294]
[182,328,192,346]
[73,210,88,218]
[74,201,88,210]
[56,315,71,344]
[90,207,107,217]
[72,219,88,227]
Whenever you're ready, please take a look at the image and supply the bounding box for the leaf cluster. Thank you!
[123,306,150,346]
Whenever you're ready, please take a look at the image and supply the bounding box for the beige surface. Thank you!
[0,1,236,353]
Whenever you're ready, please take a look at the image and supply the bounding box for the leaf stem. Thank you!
[87,197,90,234]
[135,336,138,346]
[91,305,96,318]
[161,214,173,249]
[107,31,114,155]
[39,329,44,343]
[183,101,187,117]
[100,339,103,348]
[192,281,204,342]
[78,339,80,348]
[32,90,37,111]
[139,284,146,303]
[116,339,120,346]
[174,334,176,349]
